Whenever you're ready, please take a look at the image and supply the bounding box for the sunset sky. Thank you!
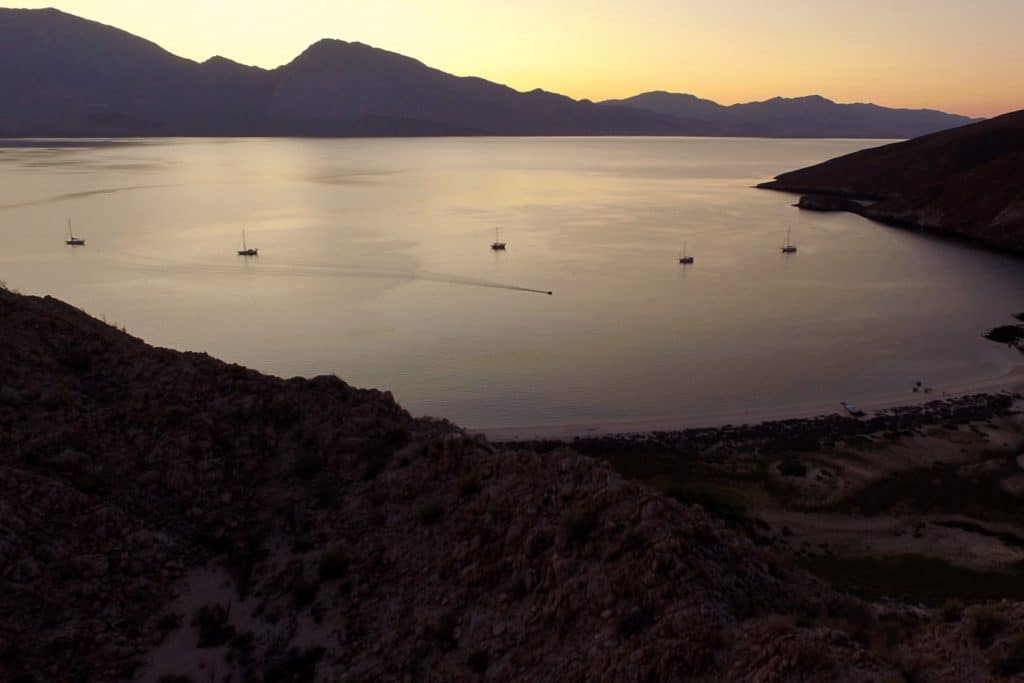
[16,0,1024,118]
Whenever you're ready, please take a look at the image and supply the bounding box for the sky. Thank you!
[13,0,1024,118]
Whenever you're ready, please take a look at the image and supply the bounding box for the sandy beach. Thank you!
[476,360,1024,441]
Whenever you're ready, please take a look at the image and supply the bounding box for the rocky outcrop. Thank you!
[796,194,866,213]
[759,109,1024,253]
[0,286,1019,681]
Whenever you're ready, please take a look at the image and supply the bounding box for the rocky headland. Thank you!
[758,109,1024,254]
[2,285,1024,682]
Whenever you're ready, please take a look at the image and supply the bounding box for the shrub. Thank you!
[419,502,444,525]
[360,440,393,462]
[293,453,324,480]
[268,399,300,428]
[359,440,393,480]
[57,348,91,372]
[618,604,654,637]
[664,486,748,526]
[315,477,341,508]
[157,676,194,683]
[362,458,386,481]
[826,595,874,631]
[940,599,964,622]
[73,470,111,495]
[230,631,255,655]
[192,603,234,648]
[467,649,490,674]
[263,646,326,683]
[291,575,319,608]
[156,613,183,632]
[509,575,527,600]
[383,427,411,449]
[430,611,458,648]
[457,474,480,498]
[560,504,599,545]
[526,531,551,558]
[163,405,190,427]
[318,549,348,581]
[965,605,1006,648]
[778,460,808,477]
[991,634,1024,677]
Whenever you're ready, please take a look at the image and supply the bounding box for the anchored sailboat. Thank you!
[679,240,694,265]
[781,227,797,254]
[490,227,506,251]
[237,229,257,256]
[65,220,85,246]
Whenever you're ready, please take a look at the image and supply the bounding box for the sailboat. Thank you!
[781,227,797,254]
[65,220,85,246]
[490,227,506,251]
[237,229,258,256]
[679,240,694,265]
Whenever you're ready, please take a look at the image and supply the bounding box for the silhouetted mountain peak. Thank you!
[787,94,831,103]
[199,56,266,85]
[285,38,427,72]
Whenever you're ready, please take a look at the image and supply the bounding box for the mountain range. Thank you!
[601,91,983,138]
[0,8,983,138]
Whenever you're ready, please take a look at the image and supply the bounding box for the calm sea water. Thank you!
[1,137,1021,431]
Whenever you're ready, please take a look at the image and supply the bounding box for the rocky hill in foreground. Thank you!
[758,109,1024,254]
[1,285,1021,682]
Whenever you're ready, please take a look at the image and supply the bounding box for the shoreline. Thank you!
[474,361,1024,442]
[757,184,1024,260]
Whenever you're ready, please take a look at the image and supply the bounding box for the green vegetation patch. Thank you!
[832,458,1022,522]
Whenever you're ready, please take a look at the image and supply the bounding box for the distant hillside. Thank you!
[0,8,983,138]
[757,109,1024,252]
[602,91,981,138]
[0,9,676,137]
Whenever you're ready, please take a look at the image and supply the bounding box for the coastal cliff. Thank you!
[1,285,1022,681]
[758,109,1024,253]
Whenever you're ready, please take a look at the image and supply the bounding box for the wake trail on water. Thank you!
[104,251,554,296]
[0,184,169,210]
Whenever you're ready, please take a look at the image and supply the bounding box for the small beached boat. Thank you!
[65,220,85,246]
[237,229,258,256]
[491,227,506,251]
[840,401,865,417]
